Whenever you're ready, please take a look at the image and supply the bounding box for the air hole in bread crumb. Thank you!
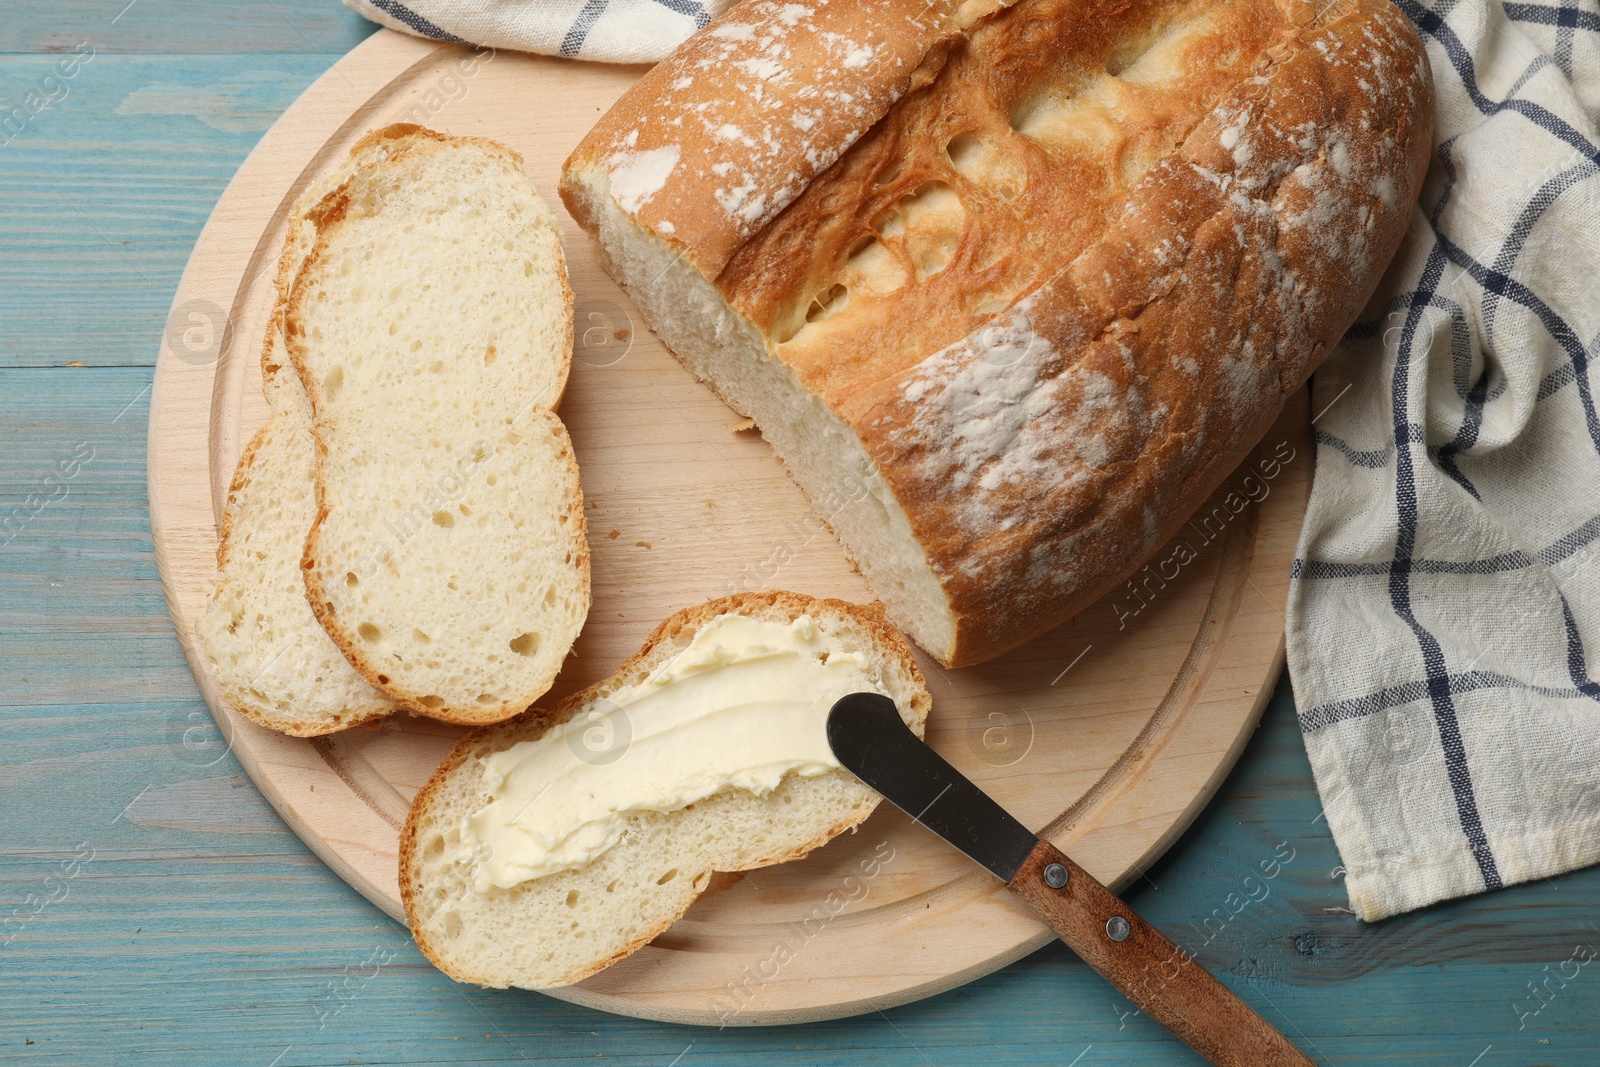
[424,836,444,859]
[566,890,581,907]
[946,131,1025,201]
[358,623,382,643]
[378,674,390,684]
[843,236,907,297]
[806,284,849,324]
[429,359,444,373]
[484,344,497,366]
[323,366,344,401]
[1106,34,1156,76]
[476,693,497,705]
[606,881,617,893]
[459,504,471,516]
[412,628,431,644]
[543,588,556,607]
[656,869,679,885]
[946,131,985,172]
[509,632,540,657]
[873,159,904,187]
[345,571,359,588]
[880,182,966,279]
[432,510,454,528]
[418,695,444,708]
[441,911,462,939]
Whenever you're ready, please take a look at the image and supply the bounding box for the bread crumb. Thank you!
[608,529,620,539]
[64,360,85,367]
[635,540,652,549]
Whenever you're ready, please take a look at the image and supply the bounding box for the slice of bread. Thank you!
[287,133,589,724]
[400,590,932,989]
[195,128,435,735]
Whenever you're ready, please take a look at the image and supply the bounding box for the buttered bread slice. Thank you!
[287,131,589,724]
[400,591,932,989]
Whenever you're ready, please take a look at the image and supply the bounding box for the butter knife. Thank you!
[826,692,1315,1067]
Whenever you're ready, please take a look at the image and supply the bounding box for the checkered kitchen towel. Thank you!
[343,0,732,62]
[1287,0,1600,920]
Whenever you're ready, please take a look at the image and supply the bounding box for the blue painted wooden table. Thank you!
[3,4,1598,1064]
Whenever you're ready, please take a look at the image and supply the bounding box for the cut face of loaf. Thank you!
[288,133,589,723]
[561,0,1434,666]
[401,590,932,990]
[195,127,431,735]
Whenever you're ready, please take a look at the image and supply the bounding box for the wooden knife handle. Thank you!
[1007,839,1315,1067]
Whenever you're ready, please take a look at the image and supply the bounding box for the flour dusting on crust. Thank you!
[605,145,681,214]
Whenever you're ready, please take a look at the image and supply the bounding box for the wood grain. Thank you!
[147,30,1311,1024]
[0,0,376,54]
[9,11,1600,1066]
[1009,839,1314,1066]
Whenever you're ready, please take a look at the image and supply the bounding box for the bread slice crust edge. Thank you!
[399,590,932,989]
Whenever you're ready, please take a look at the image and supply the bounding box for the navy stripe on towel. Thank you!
[367,0,467,42]
[1389,242,1503,891]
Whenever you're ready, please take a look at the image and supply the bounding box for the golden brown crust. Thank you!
[558,1,976,278]
[866,0,1434,663]
[399,590,932,987]
[211,419,272,572]
[563,0,1433,666]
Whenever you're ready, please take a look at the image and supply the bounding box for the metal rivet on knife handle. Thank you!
[1105,916,1132,942]
[1043,862,1069,889]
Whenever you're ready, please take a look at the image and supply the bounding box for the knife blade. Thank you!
[827,692,1315,1067]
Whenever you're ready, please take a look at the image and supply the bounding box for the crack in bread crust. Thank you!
[563,0,1433,665]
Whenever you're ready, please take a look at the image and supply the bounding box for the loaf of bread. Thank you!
[561,0,1434,666]
[285,128,590,724]
[401,591,932,989]
[196,127,422,735]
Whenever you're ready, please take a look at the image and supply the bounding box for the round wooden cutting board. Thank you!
[148,29,1312,1026]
